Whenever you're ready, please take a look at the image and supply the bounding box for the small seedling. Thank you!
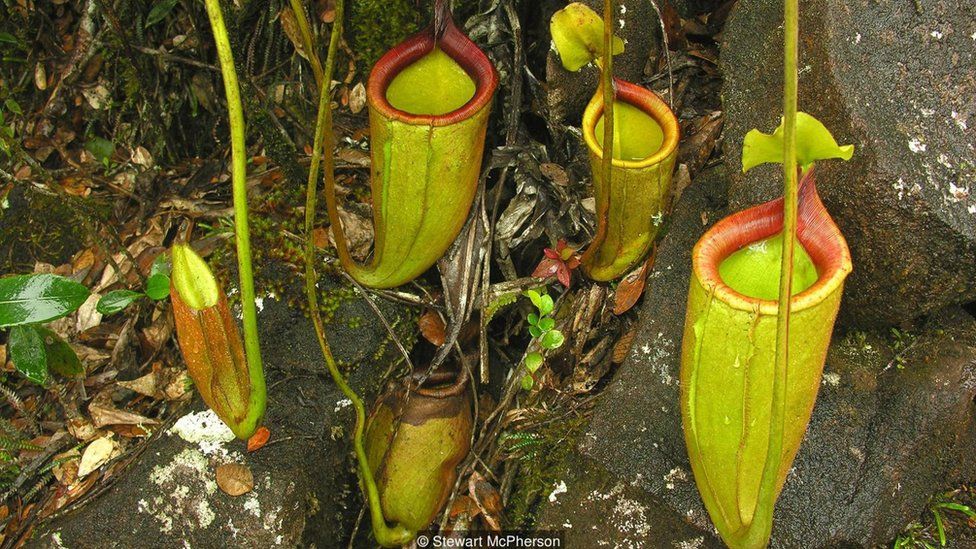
[521,289,565,390]
[96,253,172,315]
[532,239,581,288]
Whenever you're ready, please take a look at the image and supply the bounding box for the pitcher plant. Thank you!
[550,2,679,281]
[580,78,679,280]
[680,165,851,547]
[679,0,855,541]
[365,369,472,532]
[170,244,266,440]
[324,0,498,288]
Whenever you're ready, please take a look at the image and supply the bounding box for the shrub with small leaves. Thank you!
[521,289,565,390]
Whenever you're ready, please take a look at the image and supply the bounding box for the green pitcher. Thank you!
[326,8,498,288]
[680,168,852,548]
[580,79,679,281]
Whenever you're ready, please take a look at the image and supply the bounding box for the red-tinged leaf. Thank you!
[247,426,271,452]
[556,264,572,288]
[543,248,560,260]
[532,257,561,280]
[418,310,447,347]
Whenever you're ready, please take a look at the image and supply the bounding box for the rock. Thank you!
[538,164,976,547]
[32,277,416,548]
[720,0,976,327]
[537,164,731,547]
[545,0,662,124]
[537,452,724,549]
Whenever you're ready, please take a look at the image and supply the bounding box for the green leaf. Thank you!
[3,98,22,116]
[933,509,946,546]
[527,313,539,326]
[35,327,83,377]
[550,3,624,72]
[521,374,534,391]
[97,289,144,315]
[0,32,20,46]
[145,273,171,301]
[538,294,555,317]
[933,502,976,518]
[537,317,555,332]
[85,136,116,164]
[0,274,91,327]
[171,245,218,309]
[525,352,544,373]
[528,325,543,338]
[149,253,171,277]
[9,325,47,384]
[524,289,543,311]
[742,112,854,173]
[146,0,180,27]
[541,329,565,350]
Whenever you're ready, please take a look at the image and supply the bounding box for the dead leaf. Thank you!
[71,248,96,276]
[336,148,370,168]
[89,401,158,428]
[77,436,118,478]
[109,424,150,438]
[418,310,447,347]
[449,495,482,519]
[131,146,154,169]
[67,416,98,442]
[279,8,308,61]
[348,82,366,114]
[118,365,189,401]
[75,293,103,333]
[247,426,271,452]
[320,0,336,23]
[312,227,330,249]
[612,327,637,364]
[613,250,654,315]
[540,163,569,186]
[52,449,81,485]
[329,207,373,261]
[60,175,90,197]
[468,471,502,531]
[216,463,254,496]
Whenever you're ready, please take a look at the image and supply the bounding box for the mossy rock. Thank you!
[0,186,88,276]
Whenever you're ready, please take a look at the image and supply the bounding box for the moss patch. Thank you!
[0,186,90,275]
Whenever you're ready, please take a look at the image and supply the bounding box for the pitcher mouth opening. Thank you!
[693,167,852,315]
[582,78,680,170]
[368,19,498,127]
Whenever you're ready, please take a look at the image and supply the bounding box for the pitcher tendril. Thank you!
[299,0,413,545]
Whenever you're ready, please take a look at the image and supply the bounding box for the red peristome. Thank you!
[693,167,853,309]
[171,287,251,425]
[367,11,498,127]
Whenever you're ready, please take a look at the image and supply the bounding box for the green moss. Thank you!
[505,413,589,528]
[349,0,424,68]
